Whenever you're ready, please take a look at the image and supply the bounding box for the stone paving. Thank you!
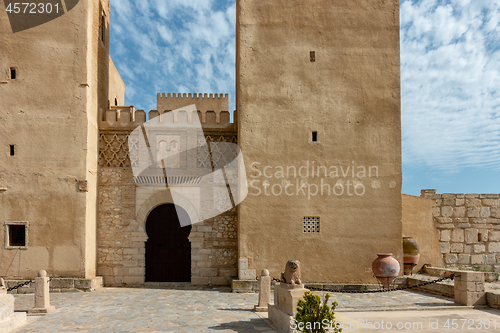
[9,287,487,332]
[317,289,460,311]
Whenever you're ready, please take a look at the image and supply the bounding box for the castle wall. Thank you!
[422,190,500,273]
[97,104,239,286]
[236,0,402,283]
[0,0,108,278]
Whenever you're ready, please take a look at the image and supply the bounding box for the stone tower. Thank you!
[0,0,122,278]
[236,0,402,283]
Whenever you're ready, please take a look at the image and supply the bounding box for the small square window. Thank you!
[5,222,28,249]
[310,51,315,62]
[303,217,320,233]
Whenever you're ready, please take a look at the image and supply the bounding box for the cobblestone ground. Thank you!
[12,287,468,332]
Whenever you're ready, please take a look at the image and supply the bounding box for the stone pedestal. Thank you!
[454,271,486,306]
[254,270,271,312]
[28,270,55,316]
[0,289,27,333]
[268,283,308,333]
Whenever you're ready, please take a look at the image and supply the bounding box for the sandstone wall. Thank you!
[190,210,238,286]
[422,190,500,273]
[108,56,125,108]
[97,166,145,286]
[0,0,108,279]
[402,194,443,271]
[236,0,402,283]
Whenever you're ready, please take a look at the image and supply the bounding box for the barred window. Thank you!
[303,217,320,233]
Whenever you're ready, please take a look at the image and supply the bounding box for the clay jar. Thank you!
[403,237,420,275]
[372,253,400,288]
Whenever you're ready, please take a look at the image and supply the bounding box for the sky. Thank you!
[108,0,500,196]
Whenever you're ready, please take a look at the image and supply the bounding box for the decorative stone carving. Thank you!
[156,135,180,168]
[281,260,303,288]
[99,133,131,167]
[197,134,238,168]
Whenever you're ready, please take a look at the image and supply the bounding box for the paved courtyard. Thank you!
[11,287,500,332]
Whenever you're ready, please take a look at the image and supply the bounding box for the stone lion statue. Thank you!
[281,260,302,286]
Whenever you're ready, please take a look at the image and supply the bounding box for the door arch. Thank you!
[145,204,192,282]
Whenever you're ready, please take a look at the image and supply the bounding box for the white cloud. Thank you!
[157,24,174,43]
[109,0,236,111]
[401,0,500,172]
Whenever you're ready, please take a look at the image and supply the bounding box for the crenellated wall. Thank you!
[100,106,237,131]
[157,92,228,111]
[422,189,500,273]
[97,96,238,286]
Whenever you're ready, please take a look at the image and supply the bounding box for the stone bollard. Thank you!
[0,278,6,295]
[28,270,55,315]
[254,269,271,312]
[454,271,486,306]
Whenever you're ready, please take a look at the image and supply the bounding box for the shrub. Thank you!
[294,291,342,333]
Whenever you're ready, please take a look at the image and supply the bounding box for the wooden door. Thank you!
[145,204,192,282]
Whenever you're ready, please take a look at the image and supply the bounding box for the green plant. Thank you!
[294,291,342,333]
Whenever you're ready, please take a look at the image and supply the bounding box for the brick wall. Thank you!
[97,167,145,286]
[422,190,500,273]
[190,210,238,285]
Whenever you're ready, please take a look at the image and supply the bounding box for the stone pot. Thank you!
[403,237,420,275]
[372,253,400,288]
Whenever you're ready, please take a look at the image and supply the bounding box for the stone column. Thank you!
[28,270,55,315]
[454,271,486,306]
[254,269,271,312]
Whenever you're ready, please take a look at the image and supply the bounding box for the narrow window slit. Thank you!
[310,51,315,62]
[9,145,14,156]
[312,131,318,142]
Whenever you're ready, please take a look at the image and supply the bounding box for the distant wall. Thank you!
[421,190,500,273]
[402,194,443,272]
[108,56,125,107]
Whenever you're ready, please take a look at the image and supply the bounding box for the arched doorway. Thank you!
[145,204,192,282]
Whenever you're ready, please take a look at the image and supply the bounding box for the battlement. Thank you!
[157,92,229,115]
[99,106,146,130]
[158,92,228,99]
[99,106,237,131]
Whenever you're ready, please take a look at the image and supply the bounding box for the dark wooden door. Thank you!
[145,204,192,282]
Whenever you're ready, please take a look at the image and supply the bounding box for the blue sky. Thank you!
[108,0,499,196]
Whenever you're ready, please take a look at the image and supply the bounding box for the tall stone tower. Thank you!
[0,0,121,278]
[236,0,402,283]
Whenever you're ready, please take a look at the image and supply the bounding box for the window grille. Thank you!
[303,217,320,233]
